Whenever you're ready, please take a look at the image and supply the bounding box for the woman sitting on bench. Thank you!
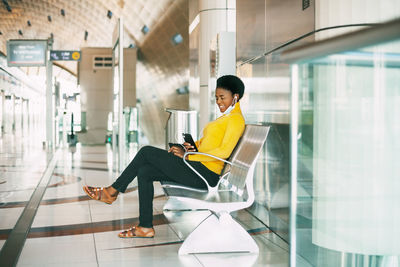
[83,75,245,238]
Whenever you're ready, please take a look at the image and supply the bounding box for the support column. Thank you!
[11,94,15,132]
[25,99,30,131]
[198,0,236,130]
[15,97,22,133]
[3,94,12,133]
[0,91,4,135]
[46,38,54,148]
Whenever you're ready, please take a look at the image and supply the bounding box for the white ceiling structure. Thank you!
[0,0,190,145]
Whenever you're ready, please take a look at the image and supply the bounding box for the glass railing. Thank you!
[283,18,400,267]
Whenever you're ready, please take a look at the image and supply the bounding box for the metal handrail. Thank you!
[182,151,233,194]
[237,23,381,67]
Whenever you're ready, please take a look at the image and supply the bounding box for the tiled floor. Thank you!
[0,132,289,266]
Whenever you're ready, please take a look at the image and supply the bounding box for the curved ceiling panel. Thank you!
[0,0,189,146]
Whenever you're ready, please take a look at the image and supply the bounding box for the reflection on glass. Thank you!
[237,48,292,243]
[292,39,400,266]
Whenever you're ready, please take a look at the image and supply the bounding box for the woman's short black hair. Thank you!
[216,75,245,100]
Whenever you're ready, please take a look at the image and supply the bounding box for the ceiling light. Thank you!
[141,25,149,34]
[61,9,65,16]
[107,10,112,19]
[27,20,31,26]
[171,33,183,45]
[18,30,23,36]
[176,85,189,95]
[84,30,88,40]
[48,15,52,22]
[3,1,11,12]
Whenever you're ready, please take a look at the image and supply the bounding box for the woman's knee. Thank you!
[138,145,159,157]
[139,145,151,154]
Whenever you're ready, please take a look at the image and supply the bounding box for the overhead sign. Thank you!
[6,40,47,67]
[50,50,81,61]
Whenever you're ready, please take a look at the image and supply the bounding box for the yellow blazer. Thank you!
[188,102,245,174]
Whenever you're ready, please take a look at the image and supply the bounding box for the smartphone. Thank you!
[168,143,185,150]
[182,133,198,152]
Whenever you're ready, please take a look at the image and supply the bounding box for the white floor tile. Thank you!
[31,202,91,227]
[0,173,42,192]
[88,194,141,222]
[97,244,202,267]
[18,262,98,267]
[163,210,212,239]
[250,251,289,266]
[0,189,34,204]
[195,253,259,267]
[0,207,24,229]
[94,224,181,251]
[18,234,97,266]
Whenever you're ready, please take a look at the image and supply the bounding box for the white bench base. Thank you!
[178,211,259,255]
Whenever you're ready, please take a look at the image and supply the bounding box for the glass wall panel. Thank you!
[237,33,317,243]
[291,38,400,266]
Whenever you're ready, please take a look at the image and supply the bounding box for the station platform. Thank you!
[0,132,289,266]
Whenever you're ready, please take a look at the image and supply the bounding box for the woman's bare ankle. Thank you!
[136,225,154,233]
[106,186,119,197]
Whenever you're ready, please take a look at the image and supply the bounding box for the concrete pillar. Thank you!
[14,96,21,133]
[78,47,113,145]
[0,91,4,135]
[123,48,137,108]
[46,46,54,147]
[24,99,30,132]
[3,94,15,133]
[11,94,15,132]
[197,0,236,130]
[78,47,136,146]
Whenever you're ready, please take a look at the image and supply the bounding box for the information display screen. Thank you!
[6,40,47,66]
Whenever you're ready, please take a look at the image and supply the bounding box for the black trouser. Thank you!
[111,146,219,228]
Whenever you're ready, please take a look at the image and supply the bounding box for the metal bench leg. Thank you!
[178,212,259,255]
[163,198,206,211]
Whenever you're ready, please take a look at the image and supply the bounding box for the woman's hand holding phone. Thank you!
[183,142,196,152]
[168,143,186,158]
[182,133,198,152]
[168,133,197,159]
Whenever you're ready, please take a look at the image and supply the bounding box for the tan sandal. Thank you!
[118,226,155,238]
[83,186,117,204]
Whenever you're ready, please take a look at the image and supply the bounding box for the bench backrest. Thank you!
[225,124,270,191]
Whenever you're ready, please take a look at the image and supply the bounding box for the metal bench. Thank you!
[161,124,270,255]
